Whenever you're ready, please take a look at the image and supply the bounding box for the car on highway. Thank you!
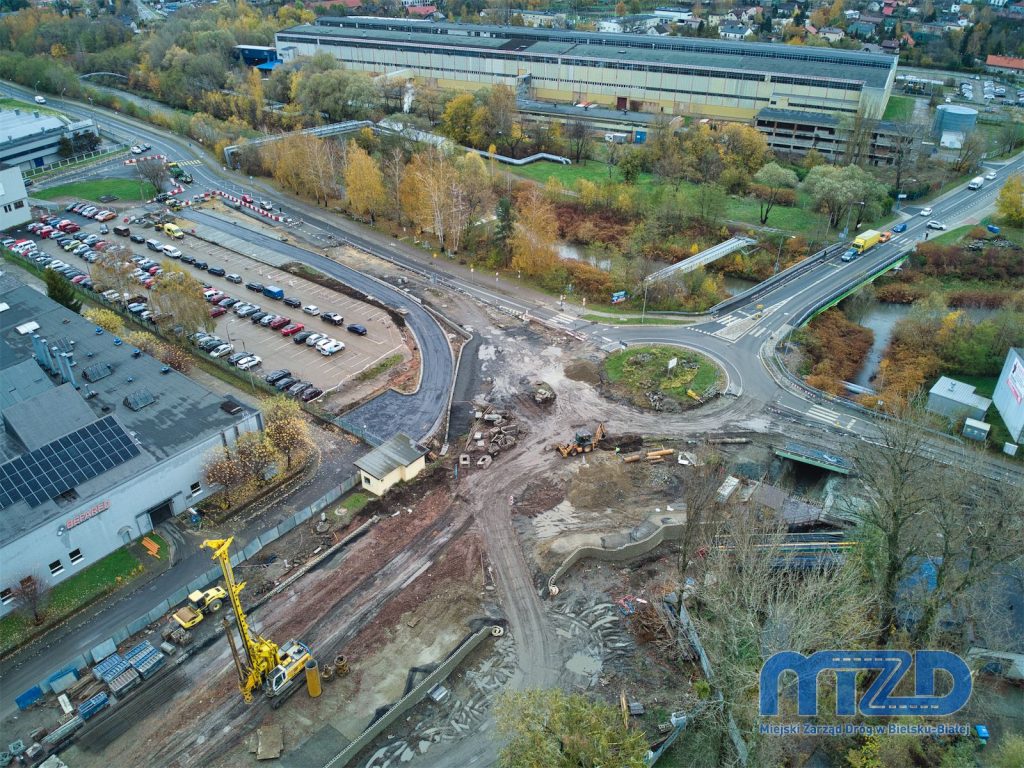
[878,231,892,243]
[34,95,46,104]
[985,171,997,180]
[840,248,859,263]
[892,223,908,233]
[926,220,947,230]
[264,369,291,384]
[130,145,144,154]
[346,323,368,336]
[237,355,262,371]
[919,207,933,217]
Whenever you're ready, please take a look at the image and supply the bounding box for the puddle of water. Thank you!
[565,651,602,676]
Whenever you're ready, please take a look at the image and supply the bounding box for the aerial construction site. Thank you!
[2,260,1021,768]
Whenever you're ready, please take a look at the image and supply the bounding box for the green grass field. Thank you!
[929,225,975,245]
[883,95,916,122]
[604,344,723,407]
[36,178,157,202]
[582,313,689,325]
[0,96,65,118]
[0,547,143,654]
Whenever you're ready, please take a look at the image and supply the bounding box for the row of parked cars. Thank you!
[63,200,118,222]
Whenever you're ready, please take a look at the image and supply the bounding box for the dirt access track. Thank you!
[60,303,771,768]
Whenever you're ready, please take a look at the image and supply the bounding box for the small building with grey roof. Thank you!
[0,273,261,615]
[926,376,992,424]
[355,433,428,496]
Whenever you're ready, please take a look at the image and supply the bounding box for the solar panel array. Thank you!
[0,416,140,509]
[83,363,113,382]
[123,389,156,412]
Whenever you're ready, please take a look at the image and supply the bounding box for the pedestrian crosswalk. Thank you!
[177,159,203,166]
[548,312,577,328]
[805,404,858,430]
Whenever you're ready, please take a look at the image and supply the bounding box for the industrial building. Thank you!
[0,107,98,172]
[926,376,992,424]
[276,17,898,120]
[0,163,31,230]
[932,104,978,149]
[754,108,922,165]
[0,275,262,615]
[993,348,1024,443]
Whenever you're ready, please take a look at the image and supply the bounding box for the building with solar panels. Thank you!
[0,274,262,614]
[275,17,898,120]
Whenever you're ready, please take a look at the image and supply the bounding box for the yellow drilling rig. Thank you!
[203,537,312,706]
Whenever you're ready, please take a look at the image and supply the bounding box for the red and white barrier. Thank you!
[212,190,283,222]
[124,154,167,165]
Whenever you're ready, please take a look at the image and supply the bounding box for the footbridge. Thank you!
[645,236,757,283]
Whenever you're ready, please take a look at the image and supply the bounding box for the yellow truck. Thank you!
[172,586,227,629]
[852,229,882,254]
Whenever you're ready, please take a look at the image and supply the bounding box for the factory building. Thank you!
[0,107,98,172]
[0,275,262,615]
[276,17,897,121]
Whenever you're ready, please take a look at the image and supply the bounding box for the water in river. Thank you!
[557,243,612,272]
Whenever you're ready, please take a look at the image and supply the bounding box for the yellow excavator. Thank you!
[203,537,312,705]
[555,422,607,458]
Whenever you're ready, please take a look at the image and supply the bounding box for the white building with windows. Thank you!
[0,107,98,172]
[0,164,31,230]
[0,275,262,615]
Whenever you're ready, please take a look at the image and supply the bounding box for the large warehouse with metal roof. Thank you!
[275,17,898,120]
[0,274,262,615]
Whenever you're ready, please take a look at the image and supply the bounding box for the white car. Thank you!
[34,95,46,104]
[985,171,997,180]
[237,355,262,371]
[926,220,947,230]
[302,305,320,316]
[210,343,235,358]
[161,245,182,259]
[318,340,345,356]
[305,332,327,347]
[130,145,144,154]
[919,207,933,217]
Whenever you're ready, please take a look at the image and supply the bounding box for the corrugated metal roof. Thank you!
[355,433,427,478]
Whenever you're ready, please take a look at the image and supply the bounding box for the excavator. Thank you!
[202,537,312,706]
[555,422,607,458]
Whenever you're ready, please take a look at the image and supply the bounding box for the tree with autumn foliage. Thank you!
[263,397,313,470]
[344,140,388,223]
[203,447,245,508]
[83,307,123,335]
[995,173,1024,227]
[234,432,281,485]
[510,188,560,277]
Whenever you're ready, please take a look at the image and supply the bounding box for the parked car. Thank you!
[245,281,265,292]
[280,323,305,336]
[287,381,312,397]
[269,316,291,330]
[274,377,298,391]
[264,369,291,384]
[194,261,209,271]
[226,273,243,284]
[321,312,344,326]
[208,266,226,277]
[237,305,261,318]
[210,306,228,318]
[346,324,368,336]
[199,337,224,351]
[210,343,234,358]
[302,305,320,316]
[237,355,262,371]
[130,233,146,244]
[318,340,345,356]
[226,352,250,365]
[283,297,302,308]
[300,387,323,402]
[260,314,280,327]
[247,311,267,324]
[293,331,313,344]
[305,333,327,347]
[180,255,196,266]
[218,297,240,308]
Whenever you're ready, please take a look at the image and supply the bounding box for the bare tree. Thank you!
[566,119,592,164]
[12,574,51,626]
[888,122,923,194]
[950,131,986,176]
[136,158,169,192]
[92,245,137,299]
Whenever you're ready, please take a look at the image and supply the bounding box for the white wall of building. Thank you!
[993,348,1024,442]
[0,165,31,230]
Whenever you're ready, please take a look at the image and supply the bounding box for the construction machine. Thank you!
[202,538,312,705]
[555,422,606,458]
[171,586,227,629]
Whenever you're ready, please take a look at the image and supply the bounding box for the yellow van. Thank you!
[163,223,184,240]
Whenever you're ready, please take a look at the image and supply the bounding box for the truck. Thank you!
[263,285,285,300]
[852,229,882,254]
[166,162,193,185]
[172,586,227,629]
[968,176,984,190]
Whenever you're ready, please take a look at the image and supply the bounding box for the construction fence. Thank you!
[16,473,360,709]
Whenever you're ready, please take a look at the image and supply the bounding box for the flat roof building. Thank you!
[0,163,31,230]
[755,108,922,165]
[0,274,262,614]
[0,107,98,172]
[926,376,992,424]
[276,17,898,120]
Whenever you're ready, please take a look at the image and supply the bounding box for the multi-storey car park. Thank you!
[276,17,898,121]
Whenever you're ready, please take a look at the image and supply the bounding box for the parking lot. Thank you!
[20,203,410,396]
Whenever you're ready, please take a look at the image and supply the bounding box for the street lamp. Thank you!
[775,234,795,275]
[640,279,650,325]
[841,201,865,241]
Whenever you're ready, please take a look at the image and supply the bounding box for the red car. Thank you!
[269,316,291,330]
[207,292,225,303]
[241,194,254,204]
[280,323,305,336]
[210,306,228,318]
